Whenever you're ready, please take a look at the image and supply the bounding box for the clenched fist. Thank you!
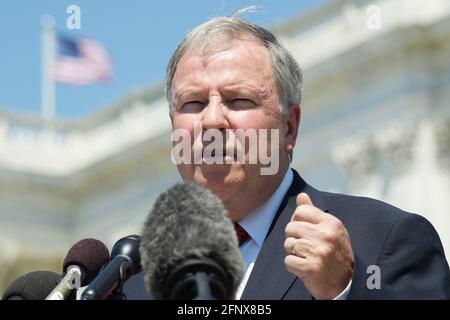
[284,193,354,300]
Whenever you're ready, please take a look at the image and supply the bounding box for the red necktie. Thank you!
[234,223,250,246]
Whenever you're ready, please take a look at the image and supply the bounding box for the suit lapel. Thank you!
[240,169,328,300]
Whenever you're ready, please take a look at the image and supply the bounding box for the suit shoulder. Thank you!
[317,191,425,262]
[324,192,441,244]
[321,191,413,225]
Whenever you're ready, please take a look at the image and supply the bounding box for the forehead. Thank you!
[172,39,274,91]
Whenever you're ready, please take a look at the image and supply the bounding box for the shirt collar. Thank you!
[238,168,294,247]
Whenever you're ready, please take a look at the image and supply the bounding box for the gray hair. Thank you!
[165,8,303,112]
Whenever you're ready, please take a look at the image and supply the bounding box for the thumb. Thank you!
[296,192,313,207]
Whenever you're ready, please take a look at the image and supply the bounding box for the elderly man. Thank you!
[124,13,450,300]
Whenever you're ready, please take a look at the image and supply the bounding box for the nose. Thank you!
[202,96,229,131]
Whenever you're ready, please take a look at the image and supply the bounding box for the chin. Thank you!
[193,164,245,201]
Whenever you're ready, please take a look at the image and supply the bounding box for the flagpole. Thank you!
[41,15,56,121]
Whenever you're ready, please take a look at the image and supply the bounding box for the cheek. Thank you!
[172,114,199,134]
[228,111,281,132]
[227,112,283,157]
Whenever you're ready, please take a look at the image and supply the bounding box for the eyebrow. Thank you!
[221,84,268,100]
[172,82,268,104]
[173,87,208,104]
[221,84,259,94]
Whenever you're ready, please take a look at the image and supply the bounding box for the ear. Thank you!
[284,105,301,154]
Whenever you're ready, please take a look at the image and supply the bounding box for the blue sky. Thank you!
[0,1,326,119]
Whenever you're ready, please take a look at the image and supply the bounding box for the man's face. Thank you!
[169,38,298,217]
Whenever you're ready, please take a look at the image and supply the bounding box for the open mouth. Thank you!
[204,150,225,158]
[202,149,236,162]
[210,150,224,157]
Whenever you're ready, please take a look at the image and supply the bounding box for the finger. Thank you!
[284,254,309,278]
[296,192,313,207]
[285,221,319,239]
[291,205,324,224]
[284,237,303,256]
[283,237,314,258]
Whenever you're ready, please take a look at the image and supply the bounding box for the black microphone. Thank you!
[140,182,244,300]
[80,235,142,300]
[2,271,61,300]
[46,238,110,300]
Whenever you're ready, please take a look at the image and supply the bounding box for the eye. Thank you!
[180,101,205,113]
[228,99,256,110]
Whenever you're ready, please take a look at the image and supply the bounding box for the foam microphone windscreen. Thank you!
[63,238,110,285]
[2,271,60,300]
[140,182,244,299]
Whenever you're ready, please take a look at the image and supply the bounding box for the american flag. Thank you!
[54,35,113,85]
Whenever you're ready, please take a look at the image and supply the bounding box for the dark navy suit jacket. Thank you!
[124,170,450,299]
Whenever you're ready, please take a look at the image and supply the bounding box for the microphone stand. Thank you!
[166,258,232,300]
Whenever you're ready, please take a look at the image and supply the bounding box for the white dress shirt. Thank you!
[235,168,351,300]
